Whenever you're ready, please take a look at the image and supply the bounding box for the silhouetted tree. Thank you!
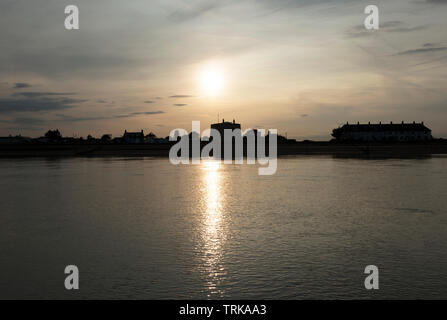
[44,129,62,141]
[147,132,157,139]
[101,134,112,142]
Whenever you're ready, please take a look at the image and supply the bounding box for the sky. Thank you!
[0,0,446,140]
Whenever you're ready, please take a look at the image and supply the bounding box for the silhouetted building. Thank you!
[208,119,241,159]
[122,130,145,144]
[211,119,241,139]
[332,122,432,142]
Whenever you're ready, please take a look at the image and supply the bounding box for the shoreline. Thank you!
[1,141,447,158]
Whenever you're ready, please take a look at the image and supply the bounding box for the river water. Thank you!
[1,156,446,299]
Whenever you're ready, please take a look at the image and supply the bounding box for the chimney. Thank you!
[233,119,235,124]
[402,121,404,124]
[357,121,360,125]
[413,121,415,124]
[222,118,225,123]
[390,121,393,124]
[379,121,381,125]
[368,121,370,125]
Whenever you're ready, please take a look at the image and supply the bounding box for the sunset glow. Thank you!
[198,63,225,97]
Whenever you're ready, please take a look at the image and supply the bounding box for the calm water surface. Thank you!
[1,156,447,299]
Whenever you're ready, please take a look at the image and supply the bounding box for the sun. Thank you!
[198,63,225,96]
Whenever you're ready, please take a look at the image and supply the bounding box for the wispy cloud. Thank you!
[174,104,187,107]
[0,90,84,114]
[395,46,447,55]
[55,111,165,122]
[11,116,48,126]
[346,21,427,38]
[13,82,32,89]
[169,95,194,98]
[168,1,225,23]
[13,92,77,98]
[0,97,86,113]
[167,0,357,23]
[130,111,165,116]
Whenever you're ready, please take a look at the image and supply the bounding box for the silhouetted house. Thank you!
[122,130,145,144]
[208,119,241,159]
[332,122,432,142]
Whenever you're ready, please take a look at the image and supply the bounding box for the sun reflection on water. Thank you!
[200,160,227,297]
